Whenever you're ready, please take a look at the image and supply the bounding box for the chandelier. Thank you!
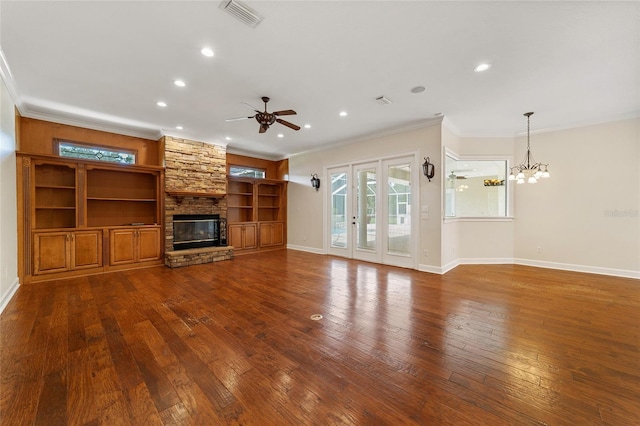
[508,112,550,184]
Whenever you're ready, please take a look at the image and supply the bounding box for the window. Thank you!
[444,152,508,218]
[229,166,266,178]
[58,140,136,164]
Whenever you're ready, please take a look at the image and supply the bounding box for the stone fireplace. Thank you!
[163,136,233,267]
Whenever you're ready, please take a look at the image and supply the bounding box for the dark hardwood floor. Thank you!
[1,250,639,425]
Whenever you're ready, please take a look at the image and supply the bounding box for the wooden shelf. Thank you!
[227,176,287,250]
[166,190,225,198]
[36,206,76,210]
[33,162,77,229]
[87,197,156,202]
[35,184,75,190]
[166,190,225,204]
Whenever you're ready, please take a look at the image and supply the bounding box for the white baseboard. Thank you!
[441,257,639,280]
[287,244,326,255]
[459,257,514,265]
[418,263,448,274]
[284,247,640,280]
[0,277,20,315]
[513,258,640,280]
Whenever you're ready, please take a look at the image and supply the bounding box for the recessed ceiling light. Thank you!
[174,80,186,87]
[201,47,214,57]
[411,86,426,94]
[304,124,311,129]
[176,125,183,130]
[277,134,284,138]
[474,63,491,72]
[157,101,167,107]
[225,136,232,141]
[339,111,348,117]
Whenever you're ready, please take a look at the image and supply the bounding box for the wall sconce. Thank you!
[422,157,435,181]
[310,174,320,191]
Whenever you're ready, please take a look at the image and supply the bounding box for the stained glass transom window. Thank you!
[58,141,136,164]
[229,166,266,178]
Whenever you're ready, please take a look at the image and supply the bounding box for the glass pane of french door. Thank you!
[330,171,348,249]
[387,162,411,256]
[356,167,376,251]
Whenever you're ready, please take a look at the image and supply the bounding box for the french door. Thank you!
[327,155,417,268]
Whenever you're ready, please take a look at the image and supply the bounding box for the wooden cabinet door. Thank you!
[259,222,284,248]
[33,232,70,274]
[228,224,244,249]
[110,229,136,265]
[272,222,284,246]
[229,223,257,250]
[71,230,103,269]
[259,223,273,247]
[243,223,258,249]
[138,228,161,262]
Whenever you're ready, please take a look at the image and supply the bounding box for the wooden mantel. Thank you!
[165,190,226,204]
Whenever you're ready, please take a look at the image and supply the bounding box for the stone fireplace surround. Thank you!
[163,136,233,267]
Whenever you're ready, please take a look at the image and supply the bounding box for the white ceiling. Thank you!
[1,1,638,160]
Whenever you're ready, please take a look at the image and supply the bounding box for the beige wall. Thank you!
[514,118,640,276]
[0,76,19,312]
[452,135,515,264]
[288,123,443,268]
[290,117,639,278]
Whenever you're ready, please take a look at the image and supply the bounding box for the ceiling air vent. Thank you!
[219,0,264,28]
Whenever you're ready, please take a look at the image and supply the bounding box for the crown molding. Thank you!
[20,105,162,140]
[289,116,444,159]
[0,48,24,111]
[226,146,285,161]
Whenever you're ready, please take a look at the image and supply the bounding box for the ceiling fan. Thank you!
[226,97,300,134]
[449,171,468,180]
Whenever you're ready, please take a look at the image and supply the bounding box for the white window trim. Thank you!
[443,147,514,220]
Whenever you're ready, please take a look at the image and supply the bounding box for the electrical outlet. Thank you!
[537,247,543,253]
[423,250,429,257]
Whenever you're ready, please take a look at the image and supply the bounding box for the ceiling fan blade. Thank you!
[273,109,297,116]
[259,124,269,133]
[276,118,301,131]
[242,102,261,112]
[225,116,254,122]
